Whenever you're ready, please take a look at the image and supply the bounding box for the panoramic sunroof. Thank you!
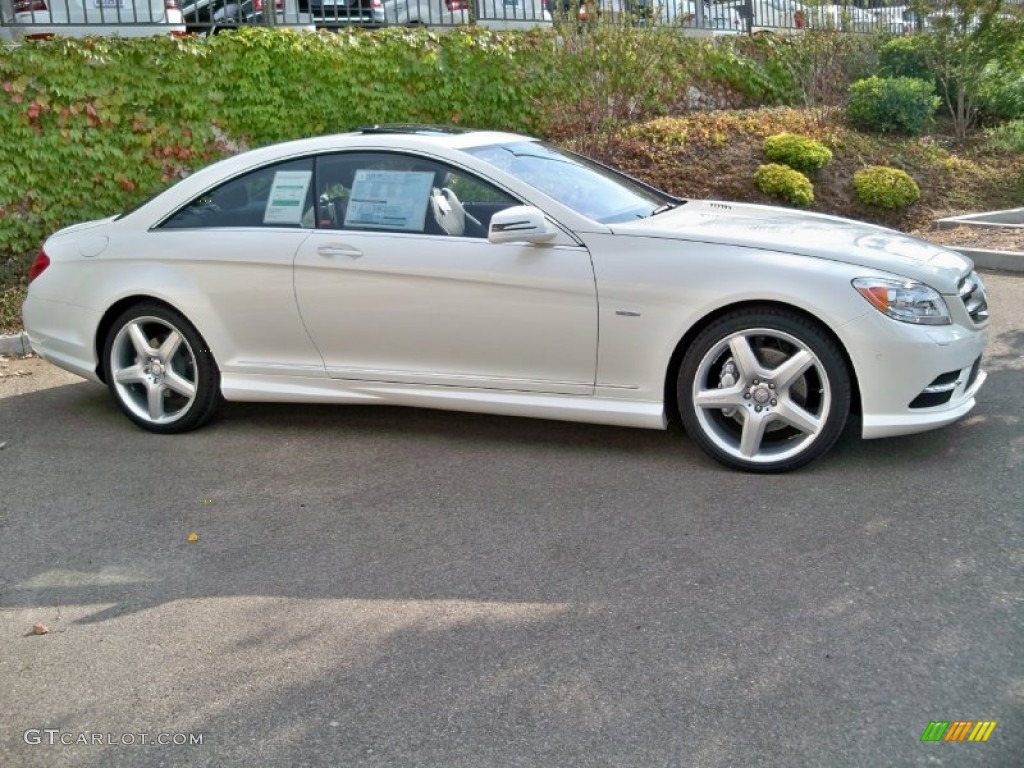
[357,124,473,136]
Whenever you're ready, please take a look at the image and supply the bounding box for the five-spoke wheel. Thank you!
[678,309,851,473]
[103,303,220,433]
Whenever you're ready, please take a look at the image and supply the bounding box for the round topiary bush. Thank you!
[847,76,941,136]
[754,163,815,207]
[853,166,921,209]
[763,133,833,174]
[877,36,935,82]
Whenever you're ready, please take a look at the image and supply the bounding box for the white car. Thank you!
[382,0,551,28]
[872,4,917,35]
[23,126,989,472]
[809,3,878,32]
[612,0,740,30]
[1,0,185,38]
[180,0,315,34]
[738,0,810,30]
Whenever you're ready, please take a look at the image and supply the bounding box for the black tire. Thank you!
[101,302,221,434]
[677,307,851,473]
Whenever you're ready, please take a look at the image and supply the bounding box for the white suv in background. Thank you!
[1,0,185,38]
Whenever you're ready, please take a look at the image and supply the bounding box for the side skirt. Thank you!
[220,374,668,431]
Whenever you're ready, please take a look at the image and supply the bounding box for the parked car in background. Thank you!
[181,0,314,33]
[300,0,384,28]
[0,0,185,38]
[735,0,809,30]
[381,0,548,27]
[555,0,739,29]
[475,0,551,28]
[23,125,990,473]
[808,3,877,31]
[872,4,917,35]
[638,0,742,29]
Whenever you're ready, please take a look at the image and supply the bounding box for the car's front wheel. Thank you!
[678,308,851,473]
[102,303,221,433]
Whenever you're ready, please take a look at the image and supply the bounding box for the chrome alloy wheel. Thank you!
[109,316,198,426]
[690,328,832,466]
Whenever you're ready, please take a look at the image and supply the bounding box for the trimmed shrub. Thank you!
[877,37,935,82]
[846,76,941,136]
[755,163,815,207]
[763,132,832,173]
[853,166,921,209]
[623,117,688,149]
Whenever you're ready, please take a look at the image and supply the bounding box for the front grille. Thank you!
[958,272,989,324]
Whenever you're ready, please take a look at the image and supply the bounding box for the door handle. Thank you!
[317,244,363,259]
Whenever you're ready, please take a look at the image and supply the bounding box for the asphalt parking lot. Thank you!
[1,271,1022,768]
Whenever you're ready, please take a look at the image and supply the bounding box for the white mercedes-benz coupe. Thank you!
[22,125,989,472]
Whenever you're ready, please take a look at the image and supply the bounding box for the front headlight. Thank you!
[852,277,951,325]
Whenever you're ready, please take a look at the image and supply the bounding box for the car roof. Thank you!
[246,126,536,159]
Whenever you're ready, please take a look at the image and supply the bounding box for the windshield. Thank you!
[464,141,677,224]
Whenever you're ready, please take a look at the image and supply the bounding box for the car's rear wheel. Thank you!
[102,303,220,433]
[678,308,851,473]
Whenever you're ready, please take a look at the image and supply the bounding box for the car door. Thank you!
[293,151,598,395]
[155,156,325,378]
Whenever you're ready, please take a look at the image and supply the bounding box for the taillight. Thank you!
[164,0,179,8]
[252,0,283,10]
[444,0,469,10]
[28,250,50,284]
[14,0,48,11]
[371,0,382,8]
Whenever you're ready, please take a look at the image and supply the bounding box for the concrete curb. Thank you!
[955,248,1024,274]
[0,332,31,356]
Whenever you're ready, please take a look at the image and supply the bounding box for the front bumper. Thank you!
[840,308,988,440]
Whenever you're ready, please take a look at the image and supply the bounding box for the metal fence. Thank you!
[0,0,1021,38]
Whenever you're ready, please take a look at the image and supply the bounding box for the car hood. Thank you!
[610,200,973,293]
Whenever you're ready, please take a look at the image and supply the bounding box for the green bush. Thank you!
[978,48,1024,120]
[984,119,1024,154]
[754,163,815,207]
[696,34,803,107]
[853,166,921,209]
[763,132,833,173]
[846,76,941,135]
[877,37,935,82]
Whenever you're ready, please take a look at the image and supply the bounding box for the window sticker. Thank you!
[263,170,313,225]
[344,170,434,232]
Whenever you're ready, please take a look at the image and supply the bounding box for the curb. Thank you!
[0,332,31,356]
[955,248,1024,274]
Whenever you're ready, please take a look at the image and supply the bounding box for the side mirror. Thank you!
[488,206,557,245]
